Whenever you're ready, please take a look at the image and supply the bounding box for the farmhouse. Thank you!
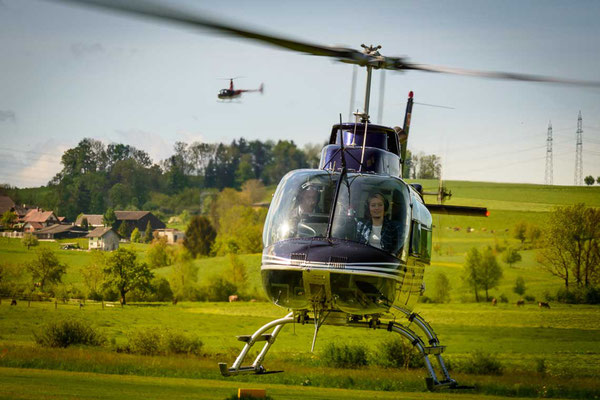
[0,195,16,215]
[114,211,165,236]
[75,214,104,228]
[33,224,89,240]
[86,227,120,251]
[22,209,59,232]
[154,228,186,244]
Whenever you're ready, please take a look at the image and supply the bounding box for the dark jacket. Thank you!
[355,218,401,254]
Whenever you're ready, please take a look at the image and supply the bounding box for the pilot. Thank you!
[296,184,320,216]
[287,184,320,237]
[355,192,400,253]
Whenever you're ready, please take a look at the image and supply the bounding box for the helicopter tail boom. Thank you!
[426,204,489,217]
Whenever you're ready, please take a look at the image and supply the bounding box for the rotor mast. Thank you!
[359,44,382,123]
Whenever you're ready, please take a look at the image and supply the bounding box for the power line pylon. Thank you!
[574,111,583,186]
[545,121,553,185]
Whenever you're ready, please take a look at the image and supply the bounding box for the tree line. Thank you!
[1,138,440,221]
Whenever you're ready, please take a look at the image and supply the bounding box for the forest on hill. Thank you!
[1,138,441,221]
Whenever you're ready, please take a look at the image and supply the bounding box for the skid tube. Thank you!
[219,308,459,390]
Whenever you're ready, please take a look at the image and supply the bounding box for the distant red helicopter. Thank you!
[218,78,264,101]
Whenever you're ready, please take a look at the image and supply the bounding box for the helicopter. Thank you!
[48,0,600,391]
[218,78,264,101]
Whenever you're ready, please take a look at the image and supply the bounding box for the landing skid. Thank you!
[219,307,458,391]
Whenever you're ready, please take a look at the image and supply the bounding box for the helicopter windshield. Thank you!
[263,170,410,256]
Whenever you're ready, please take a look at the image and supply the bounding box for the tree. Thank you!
[432,272,451,303]
[212,204,265,256]
[417,154,441,179]
[21,233,39,250]
[103,208,116,228]
[462,247,503,302]
[462,248,483,302]
[526,225,542,247]
[502,247,522,268]
[1,210,17,230]
[81,217,89,231]
[584,175,595,186]
[81,251,105,299]
[27,248,66,291]
[103,248,153,305]
[513,221,527,245]
[240,179,266,205]
[117,221,130,239]
[478,247,503,301]
[538,204,600,289]
[227,253,248,286]
[130,227,141,243]
[597,176,600,185]
[143,220,153,243]
[147,237,171,269]
[169,246,198,300]
[184,216,216,258]
[513,276,526,296]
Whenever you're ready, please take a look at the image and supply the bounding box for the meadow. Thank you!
[1,180,599,399]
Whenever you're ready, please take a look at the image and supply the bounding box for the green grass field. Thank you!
[1,180,599,399]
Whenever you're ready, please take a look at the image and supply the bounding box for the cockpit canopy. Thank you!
[263,170,411,257]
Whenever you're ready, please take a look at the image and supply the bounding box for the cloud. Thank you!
[113,129,174,164]
[0,110,16,123]
[70,42,105,57]
[0,140,67,188]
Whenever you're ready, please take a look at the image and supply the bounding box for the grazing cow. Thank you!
[228,295,239,303]
[516,299,525,307]
[491,298,497,306]
[539,301,551,309]
[10,299,17,306]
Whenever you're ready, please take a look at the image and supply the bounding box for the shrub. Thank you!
[34,319,106,348]
[535,358,547,375]
[376,338,424,369]
[524,294,536,302]
[321,342,368,368]
[556,287,600,304]
[197,276,237,301]
[458,350,503,375]
[126,328,203,356]
[164,331,203,355]
[499,293,508,303]
[127,329,162,355]
[543,291,555,302]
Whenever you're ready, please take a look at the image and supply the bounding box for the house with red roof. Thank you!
[23,208,59,232]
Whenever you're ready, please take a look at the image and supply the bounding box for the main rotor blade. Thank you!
[51,0,600,88]
[51,0,367,62]
[405,63,600,88]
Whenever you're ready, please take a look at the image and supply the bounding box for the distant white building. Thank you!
[86,227,120,251]
[154,228,186,244]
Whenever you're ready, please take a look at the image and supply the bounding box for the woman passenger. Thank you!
[356,192,400,254]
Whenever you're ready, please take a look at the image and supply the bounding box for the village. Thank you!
[0,194,184,250]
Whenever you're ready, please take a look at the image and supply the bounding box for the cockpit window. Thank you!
[263,170,410,256]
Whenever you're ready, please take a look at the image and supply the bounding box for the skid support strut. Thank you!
[219,312,294,376]
[388,306,458,390]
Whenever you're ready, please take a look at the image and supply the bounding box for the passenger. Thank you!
[356,192,400,253]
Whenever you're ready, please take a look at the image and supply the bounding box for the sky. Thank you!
[0,0,599,188]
